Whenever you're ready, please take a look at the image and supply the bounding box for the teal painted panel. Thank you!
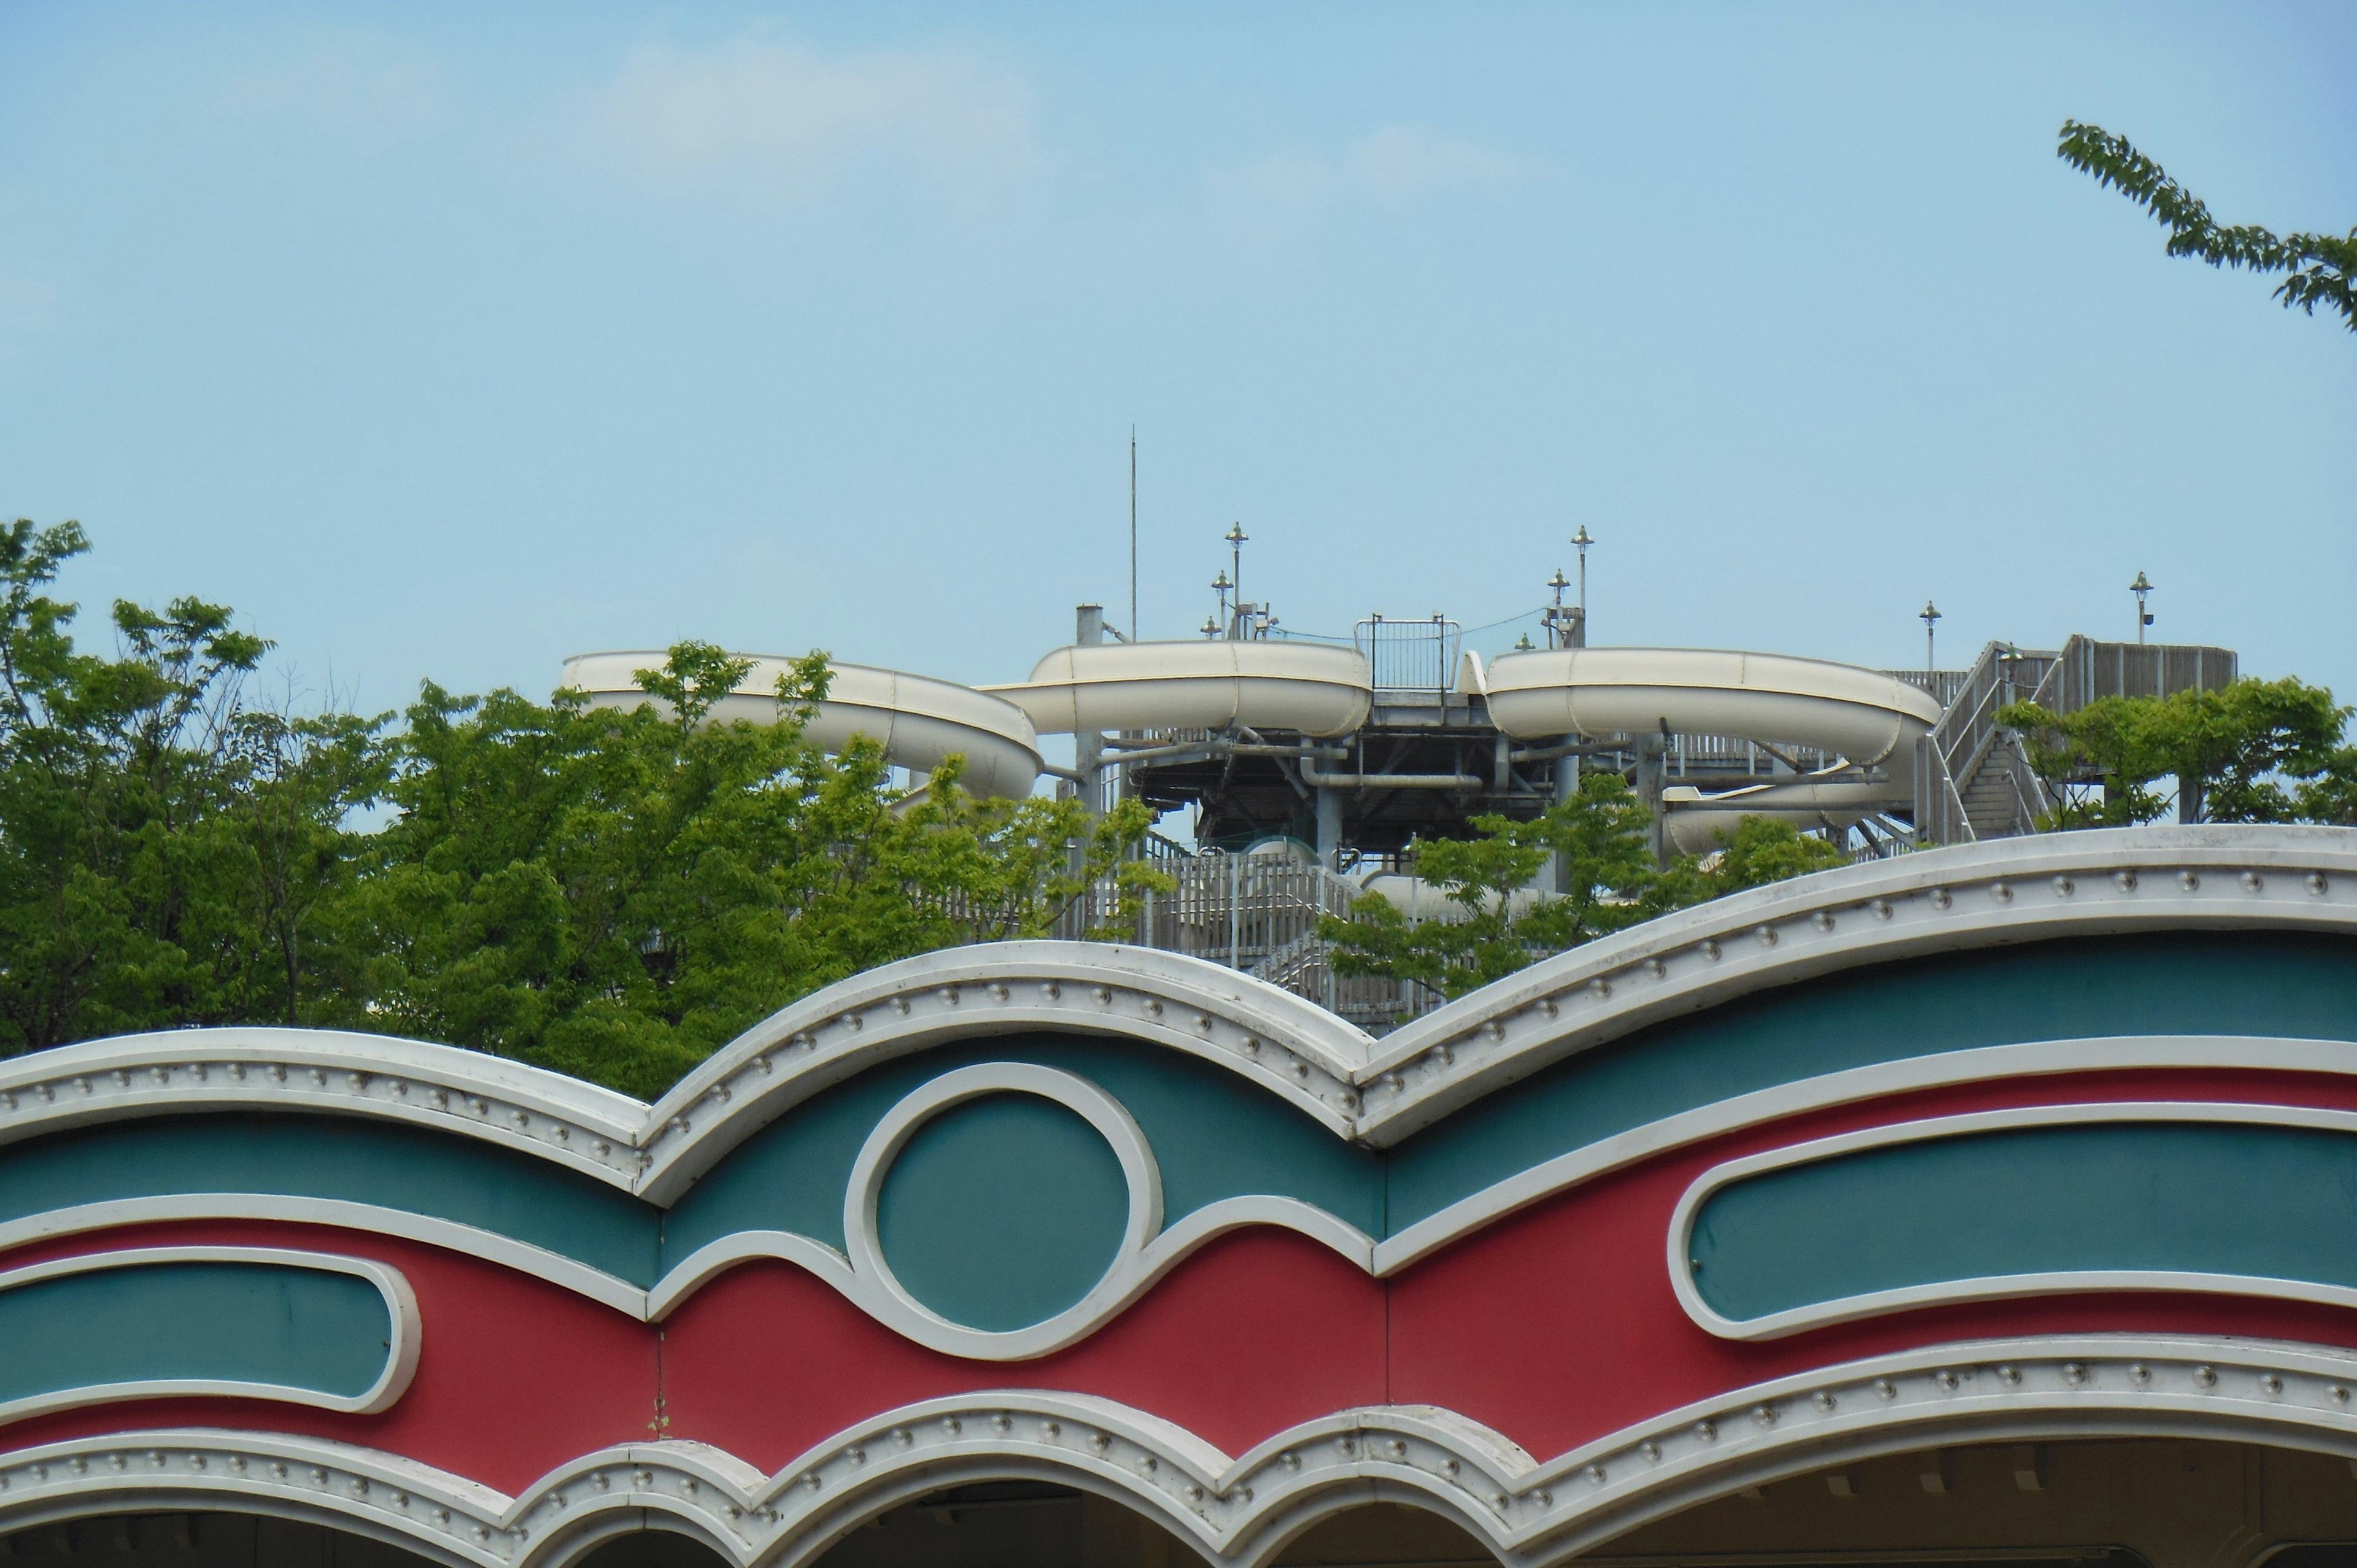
[1385,933,2357,1234]
[0,1115,662,1286]
[664,1035,1382,1265]
[1690,1120,2357,1324]
[0,1261,391,1404]
[877,1094,1130,1330]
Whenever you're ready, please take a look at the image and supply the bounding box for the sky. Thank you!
[0,2,2350,729]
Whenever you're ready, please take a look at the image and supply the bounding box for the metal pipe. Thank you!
[1299,759,1482,790]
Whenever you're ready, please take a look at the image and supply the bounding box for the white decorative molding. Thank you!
[0,1197,650,1318]
[646,1064,1374,1359]
[15,1343,2357,1566]
[3,828,2351,1188]
[1372,1032,2357,1272]
[634,941,1374,1203]
[1357,824,2357,1143]
[1668,1100,2357,1340]
[0,1246,420,1425]
[0,1029,648,1187]
[0,828,2351,1355]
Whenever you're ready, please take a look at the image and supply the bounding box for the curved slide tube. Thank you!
[989,640,1372,738]
[1476,647,1941,848]
[560,652,1045,798]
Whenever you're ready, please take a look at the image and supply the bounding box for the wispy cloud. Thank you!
[577,31,1039,209]
[1208,125,1544,229]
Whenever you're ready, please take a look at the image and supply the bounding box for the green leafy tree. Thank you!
[2059,120,2355,332]
[1318,774,1848,1003]
[0,522,1164,1097]
[1999,677,2353,828]
[0,519,388,1048]
[1650,813,1852,907]
[343,643,1163,1097]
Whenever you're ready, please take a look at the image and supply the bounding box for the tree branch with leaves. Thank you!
[2059,120,2355,332]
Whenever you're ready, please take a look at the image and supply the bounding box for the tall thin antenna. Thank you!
[1129,427,1138,643]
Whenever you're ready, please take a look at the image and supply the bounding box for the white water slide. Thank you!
[560,642,1940,849]
[1473,647,1943,852]
[558,652,1047,798]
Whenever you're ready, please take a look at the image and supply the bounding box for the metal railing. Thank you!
[1354,616,1461,697]
[1913,637,2240,845]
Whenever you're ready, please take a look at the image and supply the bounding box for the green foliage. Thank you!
[0,519,389,1047]
[0,521,1161,1099]
[1318,773,1849,1003]
[1652,813,1852,906]
[2059,120,2356,332]
[1998,677,2355,828]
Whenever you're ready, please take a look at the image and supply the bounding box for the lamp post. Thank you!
[1919,601,1941,679]
[2131,571,2155,644]
[1572,527,1593,647]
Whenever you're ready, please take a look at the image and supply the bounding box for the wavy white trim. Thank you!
[0,1246,419,1424]
[12,1340,2357,1565]
[0,829,2348,1194]
[0,1197,650,1318]
[1670,1101,2357,1340]
[1373,1032,2357,1272]
[12,1045,2357,1357]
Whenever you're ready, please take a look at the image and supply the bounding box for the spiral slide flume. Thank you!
[560,652,1046,798]
[988,641,1372,738]
[1477,647,1943,851]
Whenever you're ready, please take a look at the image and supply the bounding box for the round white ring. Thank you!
[844,1063,1163,1347]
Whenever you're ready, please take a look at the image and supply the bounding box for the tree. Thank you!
[0,522,1165,1098]
[1318,773,1849,1003]
[2059,121,2356,332]
[1998,676,2354,828]
[343,644,1164,1099]
[0,519,388,1049]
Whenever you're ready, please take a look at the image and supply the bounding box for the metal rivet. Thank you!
[1584,1464,1606,1485]
[2063,1362,2087,1385]
[1990,881,2012,903]
[1281,1451,1299,1472]
[1935,1369,1959,1390]
[1641,1442,1661,1462]
[1876,1380,1897,1400]
[2115,868,2138,891]
[1873,900,1894,920]
[1754,925,1777,946]
[2194,1364,2216,1388]
[991,983,1010,1002]
[1144,999,1163,1016]
[2180,870,2201,891]
[2262,1373,2283,1394]
[1094,987,1112,1004]
[1043,981,1062,1000]
[1538,998,1559,1018]
[1693,1419,1716,1440]
[1814,1391,1836,1411]
[1996,1364,2020,1384]
[1592,977,1612,998]
[2052,875,2074,895]
[940,1416,961,1435]
[1702,938,1723,959]
[2243,870,2264,892]
[2129,1363,2150,1385]
[2310,873,2329,895]
[1932,887,1953,909]
[1752,1403,1776,1425]
[1812,911,1834,932]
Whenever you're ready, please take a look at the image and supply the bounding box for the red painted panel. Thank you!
[0,1221,656,1494]
[4,1065,2356,1488]
[660,1228,1387,1468]
[1387,1067,2357,1461]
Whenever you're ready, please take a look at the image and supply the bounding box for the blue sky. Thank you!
[0,2,2350,722]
